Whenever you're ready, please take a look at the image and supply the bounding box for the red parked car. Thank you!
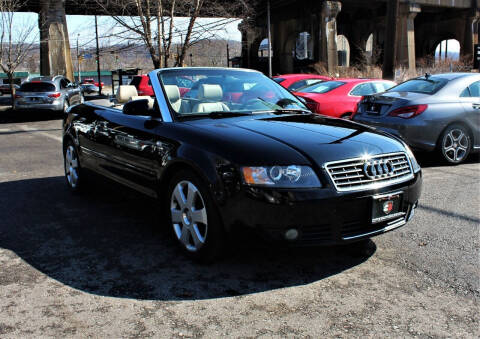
[273,74,332,91]
[293,78,396,119]
[82,78,104,88]
[130,74,193,97]
[129,75,154,96]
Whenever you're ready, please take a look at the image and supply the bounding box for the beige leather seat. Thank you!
[164,85,190,113]
[115,85,155,110]
[116,85,138,104]
[192,84,229,113]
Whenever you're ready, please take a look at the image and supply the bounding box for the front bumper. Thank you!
[221,172,422,246]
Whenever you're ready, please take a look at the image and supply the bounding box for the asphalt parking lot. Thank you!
[0,112,479,338]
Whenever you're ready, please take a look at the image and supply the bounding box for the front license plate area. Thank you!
[371,193,404,224]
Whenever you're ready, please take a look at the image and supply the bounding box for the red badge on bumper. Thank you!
[383,201,394,214]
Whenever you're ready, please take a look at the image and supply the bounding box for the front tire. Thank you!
[63,100,69,114]
[438,124,471,164]
[167,170,225,262]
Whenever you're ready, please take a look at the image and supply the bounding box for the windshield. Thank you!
[157,69,307,117]
[297,80,345,94]
[388,77,448,94]
[19,82,56,92]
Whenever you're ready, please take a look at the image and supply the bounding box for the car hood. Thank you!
[187,114,407,166]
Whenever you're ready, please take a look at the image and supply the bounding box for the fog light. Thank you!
[284,228,299,241]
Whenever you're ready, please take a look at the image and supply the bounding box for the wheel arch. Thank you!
[157,156,224,203]
[62,133,73,152]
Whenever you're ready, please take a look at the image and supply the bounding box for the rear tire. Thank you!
[340,112,352,119]
[63,139,87,193]
[438,124,471,164]
[166,169,225,263]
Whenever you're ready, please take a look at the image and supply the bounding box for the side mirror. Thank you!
[123,99,152,116]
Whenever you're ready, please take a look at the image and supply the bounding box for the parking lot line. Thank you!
[16,125,62,142]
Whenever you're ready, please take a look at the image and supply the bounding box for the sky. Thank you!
[434,39,461,60]
[12,12,243,48]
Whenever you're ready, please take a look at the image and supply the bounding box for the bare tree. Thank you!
[0,0,37,108]
[92,0,250,68]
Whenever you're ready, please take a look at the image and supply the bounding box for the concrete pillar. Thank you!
[240,25,255,69]
[461,9,479,60]
[272,19,297,74]
[314,1,341,74]
[396,3,421,75]
[39,0,74,80]
[240,21,266,72]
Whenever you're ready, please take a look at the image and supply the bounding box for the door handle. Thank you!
[473,103,480,110]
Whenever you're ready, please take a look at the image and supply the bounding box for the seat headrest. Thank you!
[198,84,223,101]
[164,85,180,103]
[116,85,138,103]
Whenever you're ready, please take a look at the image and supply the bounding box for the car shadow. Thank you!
[415,151,480,168]
[0,108,63,124]
[0,176,374,301]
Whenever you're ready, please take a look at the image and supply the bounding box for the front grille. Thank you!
[324,152,413,192]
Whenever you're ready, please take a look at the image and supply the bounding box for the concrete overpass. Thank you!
[20,0,480,78]
[243,0,479,75]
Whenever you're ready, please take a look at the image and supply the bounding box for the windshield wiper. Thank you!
[273,108,312,115]
[208,111,251,119]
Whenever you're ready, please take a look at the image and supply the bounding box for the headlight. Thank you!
[241,165,321,188]
[405,145,421,173]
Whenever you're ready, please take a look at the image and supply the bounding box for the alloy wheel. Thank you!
[65,145,79,188]
[442,128,469,163]
[170,180,208,252]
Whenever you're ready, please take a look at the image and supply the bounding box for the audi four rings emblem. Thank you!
[363,159,395,179]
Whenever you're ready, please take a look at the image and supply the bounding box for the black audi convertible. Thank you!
[63,67,422,261]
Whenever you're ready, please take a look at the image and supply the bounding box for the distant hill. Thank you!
[437,51,459,61]
[16,40,242,73]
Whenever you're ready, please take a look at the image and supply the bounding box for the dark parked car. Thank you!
[0,83,20,95]
[15,76,83,113]
[354,73,480,164]
[63,67,422,261]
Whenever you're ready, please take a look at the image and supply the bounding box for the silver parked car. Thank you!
[15,75,83,113]
[353,73,480,164]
